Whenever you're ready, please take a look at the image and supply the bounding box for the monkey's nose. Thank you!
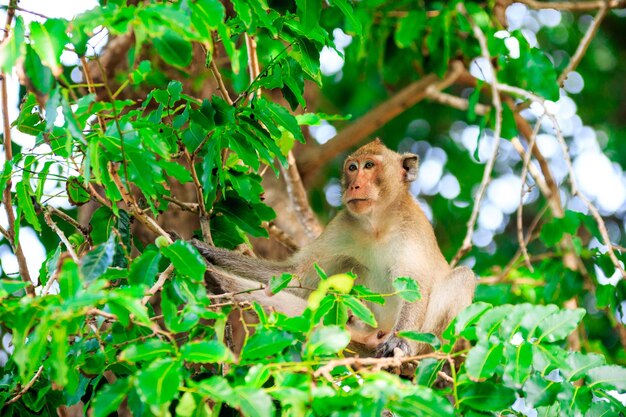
[377,330,386,339]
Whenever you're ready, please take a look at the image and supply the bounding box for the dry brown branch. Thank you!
[244,31,322,240]
[281,151,323,240]
[313,352,447,379]
[1,2,35,296]
[264,221,300,252]
[452,5,503,266]
[209,54,234,106]
[515,0,625,11]
[49,206,91,240]
[425,88,490,116]
[4,365,44,405]
[299,61,464,176]
[499,206,548,280]
[184,149,213,245]
[43,211,79,264]
[517,118,544,272]
[163,195,200,213]
[142,264,175,305]
[108,164,173,240]
[557,2,609,86]
[80,56,107,132]
[88,308,118,321]
[548,113,626,279]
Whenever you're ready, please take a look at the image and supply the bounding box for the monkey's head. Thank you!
[341,139,419,216]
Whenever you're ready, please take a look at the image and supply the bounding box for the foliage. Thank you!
[0,0,625,416]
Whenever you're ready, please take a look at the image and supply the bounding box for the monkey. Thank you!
[195,139,476,357]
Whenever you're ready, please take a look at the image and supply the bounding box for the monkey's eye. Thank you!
[348,163,358,172]
[364,161,375,169]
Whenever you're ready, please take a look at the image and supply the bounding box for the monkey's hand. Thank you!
[375,335,412,358]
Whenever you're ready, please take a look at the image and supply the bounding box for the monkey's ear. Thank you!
[402,154,419,182]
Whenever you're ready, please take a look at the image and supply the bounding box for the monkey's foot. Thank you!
[375,336,411,358]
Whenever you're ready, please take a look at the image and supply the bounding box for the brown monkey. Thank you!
[195,139,476,357]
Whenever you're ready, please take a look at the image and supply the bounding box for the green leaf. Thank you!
[458,382,516,412]
[587,365,626,391]
[536,308,585,343]
[465,340,504,380]
[351,284,385,304]
[268,273,293,294]
[397,331,441,349]
[343,295,377,327]
[180,341,234,363]
[305,325,350,357]
[523,373,559,407]
[66,176,91,206]
[503,342,533,386]
[448,302,492,339]
[23,45,55,95]
[161,240,206,282]
[233,387,276,417]
[92,377,133,417]
[58,257,81,299]
[120,339,174,363]
[564,352,606,381]
[190,0,226,40]
[29,19,69,77]
[136,358,182,413]
[329,0,362,35]
[153,31,192,68]
[295,0,322,31]
[394,10,426,48]
[241,329,294,360]
[414,358,445,387]
[15,182,41,232]
[129,249,162,287]
[80,234,115,283]
[0,16,25,73]
[393,277,421,302]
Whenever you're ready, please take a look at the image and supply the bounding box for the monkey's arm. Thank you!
[376,266,476,358]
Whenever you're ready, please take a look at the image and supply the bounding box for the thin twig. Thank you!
[313,352,447,378]
[425,88,490,115]
[1,1,35,296]
[557,2,609,86]
[142,264,175,305]
[163,195,200,213]
[80,56,107,133]
[4,365,44,405]
[48,206,91,240]
[452,5,503,266]
[184,149,213,245]
[517,117,543,272]
[43,211,79,263]
[209,54,234,106]
[264,221,299,252]
[108,163,173,240]
[548,113,626,278]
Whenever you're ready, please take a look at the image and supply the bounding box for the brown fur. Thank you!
[197,139,476,357]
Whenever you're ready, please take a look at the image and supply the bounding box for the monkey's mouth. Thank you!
[347,198,369,204]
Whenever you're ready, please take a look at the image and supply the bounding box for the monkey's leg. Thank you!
[420,266,476,335]
[375,267,476,358]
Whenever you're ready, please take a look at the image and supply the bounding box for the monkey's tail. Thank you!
[204,264,308,317]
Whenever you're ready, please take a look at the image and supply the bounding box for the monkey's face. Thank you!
[342,154,383,215]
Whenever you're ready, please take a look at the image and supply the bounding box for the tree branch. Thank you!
[452,5,503,266]
[1,1,35,296]
[299,61,465,176]
[515,0,625,11]
[557,1,609,86]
